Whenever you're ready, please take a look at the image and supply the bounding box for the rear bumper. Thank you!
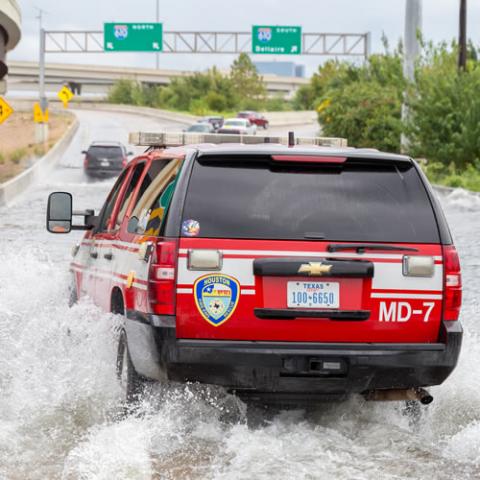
[126,313,462,403]
[84,167,121,178]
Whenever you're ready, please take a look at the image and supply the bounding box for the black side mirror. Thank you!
[47,192,72,233]
[81,150,87,154]
[127,151,134,156]
[127,216,139,234]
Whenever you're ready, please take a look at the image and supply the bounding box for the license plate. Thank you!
[100,159,110,167]
[287,281,339,308]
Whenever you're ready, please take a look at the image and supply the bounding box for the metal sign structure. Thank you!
[38,28,370,114]
[252,26,302,55]
[42,30,370,57]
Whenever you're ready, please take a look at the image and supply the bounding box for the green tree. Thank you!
[229,53,267,109]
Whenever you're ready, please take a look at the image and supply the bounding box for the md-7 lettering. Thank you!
[379,301,436,323]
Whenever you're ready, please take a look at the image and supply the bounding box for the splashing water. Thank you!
[1,111,480,479]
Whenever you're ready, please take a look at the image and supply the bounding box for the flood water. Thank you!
[0,111,479,479]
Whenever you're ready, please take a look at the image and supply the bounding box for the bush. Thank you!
[10,148,27,164]
[205,91,227,112]
[106,55,269,115]
[107,79,137,104]
[407,43,480,169]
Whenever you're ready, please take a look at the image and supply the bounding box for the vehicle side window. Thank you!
[115,163,147,228]
[132,159,182,236]
[96,169,129,232]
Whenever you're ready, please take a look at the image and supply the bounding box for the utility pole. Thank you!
[458,0,467,70]
[155,0,160,69]
[36,7,48,145]
[401,0,422,152]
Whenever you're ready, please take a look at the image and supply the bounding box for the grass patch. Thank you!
[10,148,27,165]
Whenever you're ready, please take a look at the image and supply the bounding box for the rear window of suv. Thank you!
[88,146,123,158]
[181,155,440,243]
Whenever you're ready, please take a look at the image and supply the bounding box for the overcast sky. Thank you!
[10,0,480,75]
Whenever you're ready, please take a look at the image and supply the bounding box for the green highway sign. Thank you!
[252,26,302,55]
[104,23,163,52]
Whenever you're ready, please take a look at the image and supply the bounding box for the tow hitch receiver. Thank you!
[365,388,433,404]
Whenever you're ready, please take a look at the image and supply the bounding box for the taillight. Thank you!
[149,240,178,315]
[83,155,89,168]
[122,157,127,167]
[443,245,462,321]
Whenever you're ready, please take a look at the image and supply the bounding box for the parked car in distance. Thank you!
[199,116,224,131]
[217,118,257,135]
[82,141,132,179]
[237,111,269,129]
[185,123,215,133]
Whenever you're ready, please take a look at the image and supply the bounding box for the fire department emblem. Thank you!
[194,274,240,327]
[258,28,272,42]
[114,25,129,40]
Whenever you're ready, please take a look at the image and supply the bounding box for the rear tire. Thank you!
[116,330,145,405]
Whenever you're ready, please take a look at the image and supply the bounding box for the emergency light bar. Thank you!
[128,131,348,148]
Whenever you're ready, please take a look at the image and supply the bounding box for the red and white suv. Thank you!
[47,132,462,406]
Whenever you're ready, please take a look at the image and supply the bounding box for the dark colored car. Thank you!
[82,141,132,178]
[185,123,215,133]
[199,116,224,131]
[237,111,269,129]
[47,131,462,407]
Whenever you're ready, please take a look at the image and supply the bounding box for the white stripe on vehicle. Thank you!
[372,263,443,290]
[177,257,255,286]
[371,293,442,299]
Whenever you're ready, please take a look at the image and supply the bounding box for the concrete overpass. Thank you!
[7,60,309,99]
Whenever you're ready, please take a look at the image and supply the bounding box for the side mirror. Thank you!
[127,216,139,234]
[127,151,134,156]
[47,192,72,233]
[81,150,87,154]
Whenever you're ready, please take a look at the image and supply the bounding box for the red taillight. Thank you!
[443,245,462,321]
[83,155,89,168]
[149,240,178,315]
[122,157,127,167]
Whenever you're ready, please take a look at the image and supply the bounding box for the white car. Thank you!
[218,118,257,135]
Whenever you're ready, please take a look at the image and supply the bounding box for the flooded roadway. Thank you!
[0,110,479,479]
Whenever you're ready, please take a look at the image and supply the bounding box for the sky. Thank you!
[9,0,480,76]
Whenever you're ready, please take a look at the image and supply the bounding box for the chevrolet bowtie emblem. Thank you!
[298,262,332,276]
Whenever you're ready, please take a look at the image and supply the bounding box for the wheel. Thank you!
[116,330,145,405]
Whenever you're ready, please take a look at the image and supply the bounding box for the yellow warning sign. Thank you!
[0,97,13,124]
[33,102,49,123]
[57,86,74,108]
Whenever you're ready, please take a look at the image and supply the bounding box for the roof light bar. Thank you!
[128,131,347,148]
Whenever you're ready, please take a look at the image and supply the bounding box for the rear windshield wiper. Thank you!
[328,243,418,253]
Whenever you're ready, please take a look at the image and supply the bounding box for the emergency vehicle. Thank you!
[46,131,462,406]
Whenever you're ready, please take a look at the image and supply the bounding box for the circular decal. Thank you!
[194,274,240,327]
[182,219,200,237]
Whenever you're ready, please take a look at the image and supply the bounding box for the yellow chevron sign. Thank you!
[33,102,49,123]
[0,97,13,124]
[57,86,74,107]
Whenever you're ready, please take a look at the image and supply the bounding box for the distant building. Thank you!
[254,61,306,78]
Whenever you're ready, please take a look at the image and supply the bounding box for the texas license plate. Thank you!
[287,281,339,308]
